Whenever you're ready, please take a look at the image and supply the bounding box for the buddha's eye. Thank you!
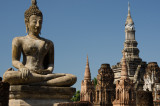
[32,20,37,23]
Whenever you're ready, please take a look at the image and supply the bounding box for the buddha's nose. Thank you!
[36,22,40,27]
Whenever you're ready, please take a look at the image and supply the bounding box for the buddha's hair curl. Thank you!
[24,0,43,23]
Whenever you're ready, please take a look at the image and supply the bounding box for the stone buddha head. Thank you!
[24,0,43,35]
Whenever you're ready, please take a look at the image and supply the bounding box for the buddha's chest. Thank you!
[22,39,49,56]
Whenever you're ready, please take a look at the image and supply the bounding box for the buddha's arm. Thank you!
[12,37,30,79]
[46,42,54,73]
[12,37,25,69]
[40,41,54,74]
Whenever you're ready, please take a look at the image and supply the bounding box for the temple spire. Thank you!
[125,2,134,25]
[120,52,128,79]
[84,55,91,80]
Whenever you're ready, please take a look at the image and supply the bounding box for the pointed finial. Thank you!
[120,51,128,79]
[84,54,91,80]
[125,2,134,25]
[128,2,131,16]
[128,2,130,11]
[87,54,89,65]
[32,0,37,5]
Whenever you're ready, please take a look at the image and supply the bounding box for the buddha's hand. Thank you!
[19,67,31,79]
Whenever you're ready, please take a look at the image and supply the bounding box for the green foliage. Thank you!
[71,90,80,102]
[93,77,97,87]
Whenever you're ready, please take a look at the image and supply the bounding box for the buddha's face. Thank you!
[28,15,42,35]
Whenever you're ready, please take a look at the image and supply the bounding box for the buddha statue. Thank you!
[3,0,77,87]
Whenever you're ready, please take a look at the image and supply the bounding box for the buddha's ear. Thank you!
[25,25,28,34]
[25,19,29,34]
[40,25,42,35]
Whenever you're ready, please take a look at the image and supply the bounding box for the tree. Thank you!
[93,77,97,87]
[71,90,80,102]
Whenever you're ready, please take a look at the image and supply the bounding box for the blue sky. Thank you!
[0,0,160,90]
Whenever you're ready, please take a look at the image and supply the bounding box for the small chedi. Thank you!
[112,52,136,106]
[81,56,115,106]
[3,0,77,106]
[80,56,95,103]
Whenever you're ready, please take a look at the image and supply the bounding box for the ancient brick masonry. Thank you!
[143,62,160,103]
[80,56,115,106]
[112,2,143,85]
[80,56,95,102]
[136,91,153,106]
[111,2,160,103]
[80,3,158,106]
[113,53,136,106]
[94,64,115,106]
[0,77,10,106]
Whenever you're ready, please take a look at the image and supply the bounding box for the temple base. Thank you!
[9,85,76,106]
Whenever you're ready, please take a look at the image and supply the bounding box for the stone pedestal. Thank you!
[55,101,92,106]
[9,85,76,106]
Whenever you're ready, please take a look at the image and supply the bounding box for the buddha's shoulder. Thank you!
[41,37,54,45]
[12,36,28,41]
[12,36,27,45]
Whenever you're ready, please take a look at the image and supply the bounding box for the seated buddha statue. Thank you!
[3,0,77,87]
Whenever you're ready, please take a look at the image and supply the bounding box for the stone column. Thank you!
[99,91,101,101]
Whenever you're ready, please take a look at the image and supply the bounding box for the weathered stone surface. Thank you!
[55,101,92,106]
[94,64,115,106]
[9,85,76,106]
[10,99,71,106]
[136,91,153,106]
[143,62,160,91]
[153,100,160,106]
[142,62,160,102]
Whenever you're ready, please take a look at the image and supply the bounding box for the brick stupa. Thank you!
[80,55,95,102]
[113,52,136,106]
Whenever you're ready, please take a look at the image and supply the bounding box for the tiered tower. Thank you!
[94,64,115,106]
[113,52,136,106]
[112,2,143,83]
[80,55,95,102]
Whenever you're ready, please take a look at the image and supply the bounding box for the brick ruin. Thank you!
[0,77,10,106]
